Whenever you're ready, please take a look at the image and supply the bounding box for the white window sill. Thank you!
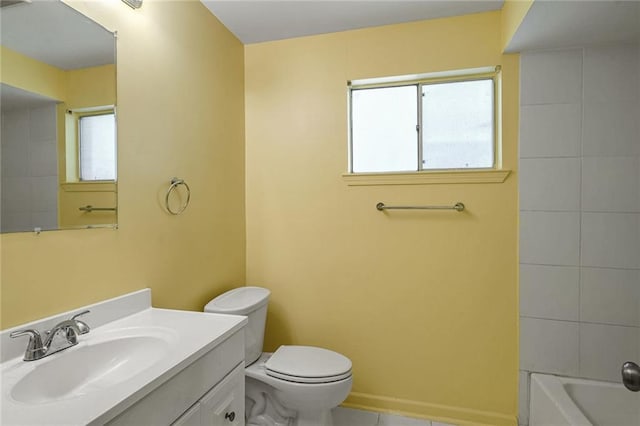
[342,169,511,186]
[61,182,117,192]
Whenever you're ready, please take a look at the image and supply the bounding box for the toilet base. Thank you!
[246,379,335,426]
[245,402,334,426]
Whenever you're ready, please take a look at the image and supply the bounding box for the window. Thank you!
[349,68,499,173]
[79,112,116,181]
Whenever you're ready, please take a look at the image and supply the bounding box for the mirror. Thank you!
[1,0,117,233]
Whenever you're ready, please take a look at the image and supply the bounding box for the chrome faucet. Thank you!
[10,310,91,361]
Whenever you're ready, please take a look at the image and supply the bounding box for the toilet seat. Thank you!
[265,345,352,384]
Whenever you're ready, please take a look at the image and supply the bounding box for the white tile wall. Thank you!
[519,103,582,158]
[31,211,58,231]
[520,265,579,321]
[29,106,57,142]
[582,156,640,212]
[520,49,583,105]
[1,110,29,147]
[579,323,639,381]
[519,211,580,265]
[2,177,31,213]
[582,100,640,156]
[519,44,640,426]
[1,104,58,232]
[581,213,640,269]
[1,142,28,178]
[581,268,640,326]
[519,158,581,211]
[31,176,58,212]
[520,317,579,375]
[28,139,58,177]
[0,211,31,233]
[583,44,640,104]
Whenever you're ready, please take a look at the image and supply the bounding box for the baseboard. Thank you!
[343,392,516,426]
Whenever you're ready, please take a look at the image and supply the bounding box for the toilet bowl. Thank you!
[245,351,352,426]
[205,287,352,426]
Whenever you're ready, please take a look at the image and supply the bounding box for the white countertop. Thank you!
[1,304,246,425]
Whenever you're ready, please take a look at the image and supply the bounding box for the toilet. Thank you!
[205,286,352,426]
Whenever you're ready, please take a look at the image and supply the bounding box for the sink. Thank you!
[8,327,177,404]
[1,293,248,426]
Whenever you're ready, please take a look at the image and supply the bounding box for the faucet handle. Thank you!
[71,310,90,320]
[71,310,91,335]
[10,329,41,340]
[9,329,46,361]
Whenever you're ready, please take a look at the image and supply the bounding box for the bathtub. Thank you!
[529,373,639,426]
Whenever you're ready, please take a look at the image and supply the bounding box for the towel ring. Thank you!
[165,177,190,215]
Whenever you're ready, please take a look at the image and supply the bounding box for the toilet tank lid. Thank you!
[204,286,270,315]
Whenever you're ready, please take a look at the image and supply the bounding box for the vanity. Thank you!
[0,290,247,425]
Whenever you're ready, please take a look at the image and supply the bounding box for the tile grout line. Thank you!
[577,46,585,377]
[519,262,640,272]
[520,314,640,329]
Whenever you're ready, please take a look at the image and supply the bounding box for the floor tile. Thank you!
[333,407,379,426]
[378,413,431,426]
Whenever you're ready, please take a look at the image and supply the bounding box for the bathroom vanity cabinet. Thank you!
[171,363,244,426]
[106,330,245,426]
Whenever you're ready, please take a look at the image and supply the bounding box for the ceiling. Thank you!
[0,83,58,111]
[506,0,640,53]
[201,0,504,45]
[203,0,639,50]
[0,0,114,70]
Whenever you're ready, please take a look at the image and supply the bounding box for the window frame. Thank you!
[348,66,501,174]
[77,109,117,182]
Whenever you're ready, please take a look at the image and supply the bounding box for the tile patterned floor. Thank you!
[332,407,458,426]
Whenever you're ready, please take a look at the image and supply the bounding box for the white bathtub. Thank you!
[529,373,640,426]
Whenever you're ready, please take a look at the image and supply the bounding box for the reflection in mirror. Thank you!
[0,0,117,233]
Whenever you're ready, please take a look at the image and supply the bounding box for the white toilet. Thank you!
[205,286,352,426]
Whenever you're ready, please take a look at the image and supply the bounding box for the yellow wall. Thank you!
[58,183,117,228]
[245,11,518,426]
[0,45,66,101]
[0,0,246,329]
[0,48,115,107]
[65,64,116,109]
[501,0,535,52]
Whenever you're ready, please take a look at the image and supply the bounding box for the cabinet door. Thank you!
[171,402,202,426]
[200,363,245,426]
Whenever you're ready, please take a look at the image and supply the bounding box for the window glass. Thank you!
[422,79,493,169]
[79,113,116,181]
[348,70,497,174]
[351,86,417,173]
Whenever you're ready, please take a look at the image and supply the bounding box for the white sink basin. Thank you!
[1,301,247,426]
[8,327,177,404]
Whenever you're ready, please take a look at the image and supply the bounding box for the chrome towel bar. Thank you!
[79,205,116,212]
[376,202,465,212]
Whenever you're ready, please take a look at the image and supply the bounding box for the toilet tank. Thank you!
[204,286,270,366]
